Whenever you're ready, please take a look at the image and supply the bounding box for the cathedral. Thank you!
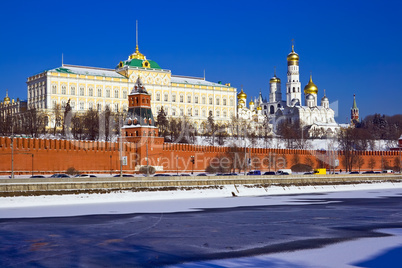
[238,43,340,137]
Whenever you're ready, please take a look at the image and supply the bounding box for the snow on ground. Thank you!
[1,182,402,219]
[168,228,402,268]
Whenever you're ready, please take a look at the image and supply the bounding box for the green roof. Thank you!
[118,59,161,69]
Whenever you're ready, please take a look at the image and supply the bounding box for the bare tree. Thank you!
[53,103,63,136]
[368,157,376,171]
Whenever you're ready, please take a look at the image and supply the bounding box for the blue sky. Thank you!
[1,0,401,123]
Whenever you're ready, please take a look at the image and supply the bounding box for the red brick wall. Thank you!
[0,137,400,175]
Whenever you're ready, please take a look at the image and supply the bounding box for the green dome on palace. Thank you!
[117,59,161,69]
[117,46,162,69]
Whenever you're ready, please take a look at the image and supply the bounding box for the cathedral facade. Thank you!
[246,44,341,136]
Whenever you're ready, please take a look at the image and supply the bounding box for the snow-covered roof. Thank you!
[171,75,230,87]
[49,64,125,79]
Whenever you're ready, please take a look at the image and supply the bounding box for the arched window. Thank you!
[106,88,110,98]
[97,88,102,97]
[114,89,119,98]
[270,106,275,114]
[70,86,76,95]
[52,84,57,94]
[164,93,168,101]
[187,95,192,103]
[61,85,66,95]
[195,95,199,103]
[88,87,93,96]
[293,87,295,93]
[216,97,220,105]
[156,92,160,101]
[80,87,85,96]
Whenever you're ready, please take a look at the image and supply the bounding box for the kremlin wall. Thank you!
[0,136,400,176]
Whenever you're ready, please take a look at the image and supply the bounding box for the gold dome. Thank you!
[287,45,299,65]
[237,88,247,99]
[129,45,146,60]
[239,99,245,104]
[269,75,281,83]
[256,106,262,111]
[304,75,318,95]
[249,100,255,106]
[3,90,10,103]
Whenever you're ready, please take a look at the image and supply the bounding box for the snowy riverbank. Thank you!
[1,181,402,218]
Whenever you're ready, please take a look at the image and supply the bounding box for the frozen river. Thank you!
[1,185,402,267]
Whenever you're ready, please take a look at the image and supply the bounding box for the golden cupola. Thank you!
[287,44,299,66]
[249,100,255,106]
[304,75,318,95]
[237,88,247,99]
[129,45,146,60]
[3,90,10,104]
[269,75,281,84]
[256,106,262,111]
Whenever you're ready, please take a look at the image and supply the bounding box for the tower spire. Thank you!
[274,66,276,76]
[135,20,139,52]
[291,38,295,52]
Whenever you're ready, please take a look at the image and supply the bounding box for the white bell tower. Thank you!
[286,40,301,106]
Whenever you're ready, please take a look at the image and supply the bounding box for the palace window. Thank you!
[195,95,199,103]
[180,108,184,116]
[164,93,168,102]
[216,97,220,105]
[202,96,206,104]
[172,108,176,116]
[71,101,75,110]
[97,103,102,111]
[187,95,191,103]
[79,102,84,110]
[88,102,93,109]
[115,103,119,112]
[223,98,227,106]
[202,109,206,117]
[114,89,119,98]
[223,110,227,117]
[70,86,76,96]
[216,110,220,117]
[123,90,127,99]
[156,92,161,101]
[97,88,102,97]
[187,108,192,116]
[180,94,184,103]
[88,87,93,97]
[61,85,66,95]
[52,84,57,94]
[106,88,110,98]
[230,98,234,106]
[195,108,199,116]
[172,94,176,102]
[80,87,85,96]
[209,97,213,105]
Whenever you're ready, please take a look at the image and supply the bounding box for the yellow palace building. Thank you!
[27,44,237,128]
